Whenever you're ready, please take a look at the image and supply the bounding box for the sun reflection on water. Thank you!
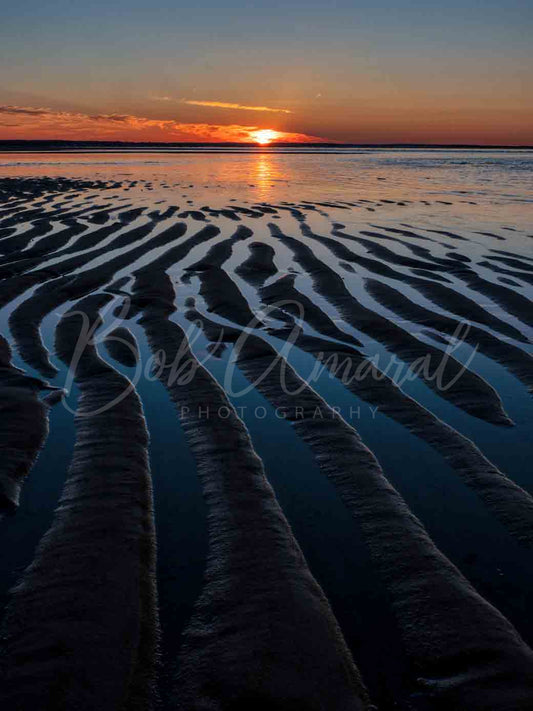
[253,154,289,198]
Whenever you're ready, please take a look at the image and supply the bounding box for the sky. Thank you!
[0,0,531,144]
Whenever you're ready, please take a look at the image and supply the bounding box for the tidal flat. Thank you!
[0,147,532,710]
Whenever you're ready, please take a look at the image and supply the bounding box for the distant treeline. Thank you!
[0,140,531,151]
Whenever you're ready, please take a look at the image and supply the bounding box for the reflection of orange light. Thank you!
[253,153,288,197]
[251,129,281,145]
[255,154,272,191]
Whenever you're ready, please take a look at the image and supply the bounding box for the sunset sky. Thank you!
[0,0,531,144]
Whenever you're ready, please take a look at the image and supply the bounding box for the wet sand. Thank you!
[0,161,532,710]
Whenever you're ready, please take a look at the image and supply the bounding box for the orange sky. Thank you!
[1,0,531,145]
[0,105,326,143]
[1,100,531,144]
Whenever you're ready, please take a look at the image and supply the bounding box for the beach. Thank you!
[0,147,532,710]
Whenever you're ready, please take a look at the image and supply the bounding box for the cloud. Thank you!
[181,99,292,114]
[0,105,324,143]
[0,105,51,116]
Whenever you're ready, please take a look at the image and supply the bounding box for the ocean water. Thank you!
[0,147,532,708]
[1,147,532,205]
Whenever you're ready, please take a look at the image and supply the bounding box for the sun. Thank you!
[251,129,280,145]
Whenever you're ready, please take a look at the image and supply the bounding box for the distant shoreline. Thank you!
[0,140,532,153]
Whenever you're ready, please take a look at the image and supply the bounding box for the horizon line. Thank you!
[0,139,532,149]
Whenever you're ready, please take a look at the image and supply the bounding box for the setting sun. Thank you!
[251,129,280,145]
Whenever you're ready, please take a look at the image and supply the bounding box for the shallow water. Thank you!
[0,147,532,709]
